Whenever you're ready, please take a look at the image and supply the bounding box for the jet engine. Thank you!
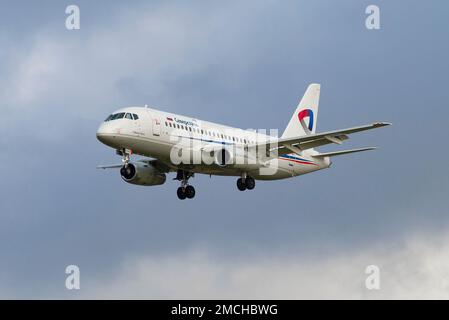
[120,162,166,186]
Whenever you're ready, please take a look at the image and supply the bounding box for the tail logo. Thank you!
[298,108,314,133]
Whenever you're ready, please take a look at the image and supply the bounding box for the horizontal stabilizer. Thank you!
[312,147,377,158]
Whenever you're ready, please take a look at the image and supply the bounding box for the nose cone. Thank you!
[96,123,114,145]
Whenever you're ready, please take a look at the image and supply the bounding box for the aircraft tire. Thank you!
[185,185,195,199]
[177,187,187,200]
[237,178,247,191]
[245,177,255,190]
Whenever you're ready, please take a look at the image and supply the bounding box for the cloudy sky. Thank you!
[0,0,448,299]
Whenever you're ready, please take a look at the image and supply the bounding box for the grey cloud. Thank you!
[79,232,449,299]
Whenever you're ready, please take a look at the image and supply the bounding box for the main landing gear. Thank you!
[175,170,195,200]
[236,175,255,191]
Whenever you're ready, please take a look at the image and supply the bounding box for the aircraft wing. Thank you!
[254,122,391,156]
[97,159,171,172]
[97,164,123,169]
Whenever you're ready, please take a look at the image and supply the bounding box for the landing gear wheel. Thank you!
[237,178,247,191]
[185,185,196,199]
[175,170,196,200]
[245,177,255,190]
[177,187,187,200]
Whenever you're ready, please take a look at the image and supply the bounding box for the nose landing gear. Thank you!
[117,148,133,168]
[175,170,196,200]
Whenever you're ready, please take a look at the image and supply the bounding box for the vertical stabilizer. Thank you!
[281,83,320,138]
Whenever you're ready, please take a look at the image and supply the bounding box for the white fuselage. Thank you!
[96,106,330,180]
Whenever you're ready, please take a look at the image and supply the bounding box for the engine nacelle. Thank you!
[120,162,166,186]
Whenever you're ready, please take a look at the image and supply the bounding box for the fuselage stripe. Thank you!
[279,157,318,166]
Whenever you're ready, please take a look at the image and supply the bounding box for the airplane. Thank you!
[96,84,390,199]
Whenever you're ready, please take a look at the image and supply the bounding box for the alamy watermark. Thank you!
[65,265,80,290]
[365,5,381,30]
[167,127,282,176]
[365,265,380,290]
[65,5,80,30]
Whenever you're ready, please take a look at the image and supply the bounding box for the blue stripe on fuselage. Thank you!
[176,135,234,145]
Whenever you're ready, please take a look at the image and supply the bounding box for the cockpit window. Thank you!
[109,112,125,120]
[105,112,137,122]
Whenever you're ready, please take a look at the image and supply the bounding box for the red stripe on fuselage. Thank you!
[279,157,318,166]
